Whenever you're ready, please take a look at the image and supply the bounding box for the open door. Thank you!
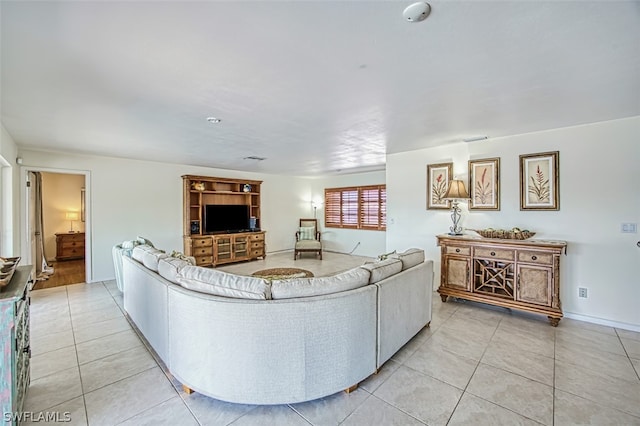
[27,171,54,286]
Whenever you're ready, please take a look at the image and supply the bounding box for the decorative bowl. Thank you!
[473,228,536,240]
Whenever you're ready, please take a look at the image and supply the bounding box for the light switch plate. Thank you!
[621,223,638,233]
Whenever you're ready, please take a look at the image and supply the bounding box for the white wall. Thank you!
[41,172,86,260]
[18,150,311,281]
[387,116,640,329]
[0,123,19,256]
[311,170,386,258]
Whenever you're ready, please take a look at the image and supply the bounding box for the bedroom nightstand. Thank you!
[55,232,85,261]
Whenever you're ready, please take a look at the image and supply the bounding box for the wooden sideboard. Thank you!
[55,232,85,261]
[0,266,32,425]
[436,235,567,326]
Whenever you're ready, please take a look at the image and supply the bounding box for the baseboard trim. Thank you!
[563,312,640,332]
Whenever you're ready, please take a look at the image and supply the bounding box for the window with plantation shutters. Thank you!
[324,185,386,231]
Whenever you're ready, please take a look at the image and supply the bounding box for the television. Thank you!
[203,204,250,234]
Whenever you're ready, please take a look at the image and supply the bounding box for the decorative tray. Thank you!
[0,256,21,288]
[471,228,535,240]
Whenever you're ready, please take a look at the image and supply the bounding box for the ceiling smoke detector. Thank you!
[403,2,431,23]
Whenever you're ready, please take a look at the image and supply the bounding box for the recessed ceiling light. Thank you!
[206,117,222,123]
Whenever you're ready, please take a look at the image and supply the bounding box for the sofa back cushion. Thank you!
[360,258,402,284]
[176,266,271,300]
[391,248,425,270]
[132,245,168,271]
[158,257,192,284]
[271,267,370,300]
[131,245,152,263]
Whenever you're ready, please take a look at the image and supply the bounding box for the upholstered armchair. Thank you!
[294,219,322,260]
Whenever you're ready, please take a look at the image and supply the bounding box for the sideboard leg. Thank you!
[548,316,561,327]
[345,384,358,394]
[182,384,195,395]
[440,294,448,302]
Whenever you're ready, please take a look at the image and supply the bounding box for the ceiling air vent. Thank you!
[243,156,267,161]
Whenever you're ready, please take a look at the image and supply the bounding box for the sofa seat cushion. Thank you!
[361,258,402,284]
[271,267,370,299]
[158,257,192,284]
[295,240,321,249]
[390,248,425,270]
[176,266,271,300]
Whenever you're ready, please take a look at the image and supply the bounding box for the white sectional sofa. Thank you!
[121,245,433,405]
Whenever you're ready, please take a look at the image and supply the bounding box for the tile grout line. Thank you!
[448,313,550,425]
[614,328,640,382]
[443,313,501,425]
[68,284,91,426]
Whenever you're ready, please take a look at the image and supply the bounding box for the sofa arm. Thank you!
[375,260,433,367]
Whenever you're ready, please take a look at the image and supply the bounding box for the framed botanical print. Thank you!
[520,151,559,210]
[426,162,453,210]
[468,157,500,210]
[81,187,86,222]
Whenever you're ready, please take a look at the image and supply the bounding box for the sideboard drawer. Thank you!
[517,251,553,265]
[445,246,470,256]
[250,233,265,241]
[474,247,514,261]
[250,242,264,249]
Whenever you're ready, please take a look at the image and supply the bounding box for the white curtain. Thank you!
[31,171,54,281]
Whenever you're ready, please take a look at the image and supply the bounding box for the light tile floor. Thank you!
[24,252,640,425]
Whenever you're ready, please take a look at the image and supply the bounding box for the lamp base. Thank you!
[448,232,463,236]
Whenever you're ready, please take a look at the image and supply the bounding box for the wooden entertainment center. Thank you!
[182,175,265,267]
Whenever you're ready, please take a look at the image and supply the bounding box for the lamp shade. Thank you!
[444,180,470,199]
[65,211,79,221]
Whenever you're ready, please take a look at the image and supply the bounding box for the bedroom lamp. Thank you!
[444,180,470,235]
[65,211,79,233]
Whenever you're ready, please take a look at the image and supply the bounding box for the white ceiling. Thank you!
[2,1,639,176]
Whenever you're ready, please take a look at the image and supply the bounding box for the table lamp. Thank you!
[65,211,79,233]
[444,180,469,235]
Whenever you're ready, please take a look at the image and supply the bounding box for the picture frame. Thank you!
[519,151,559,210]
[468,157,500,210]
[426,162,453,210]
[80,187,86,222]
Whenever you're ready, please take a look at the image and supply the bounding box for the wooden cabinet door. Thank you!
[516,264,552,306]
[443,256,470,291]
[214,236,232,264]
[232,235,249,260]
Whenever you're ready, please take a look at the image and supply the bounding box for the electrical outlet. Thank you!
[578,287,588,298]
[621,223,638,233]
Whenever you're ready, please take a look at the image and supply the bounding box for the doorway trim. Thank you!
[20,166,93,283]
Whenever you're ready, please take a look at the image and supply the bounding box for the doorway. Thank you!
[22,168,91,289]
